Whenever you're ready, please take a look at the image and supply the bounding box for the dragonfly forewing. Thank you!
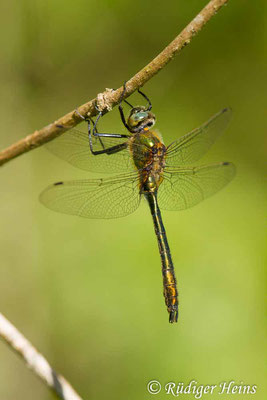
[166,108,232,166]
[45,128,148,174]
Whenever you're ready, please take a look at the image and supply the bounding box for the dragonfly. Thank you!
[40,85,235,323]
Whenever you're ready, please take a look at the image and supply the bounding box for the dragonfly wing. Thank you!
[40,172,141,219]
[158,162,235,211]
[45,127,135,173]
[166,108,232,166]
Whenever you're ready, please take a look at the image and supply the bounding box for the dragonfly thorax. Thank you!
[127,106,156,133]
[129,130,166,194]
[142,143,166,193]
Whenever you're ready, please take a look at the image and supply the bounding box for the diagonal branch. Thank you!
[0,0,229,168]
[0,313,83,400]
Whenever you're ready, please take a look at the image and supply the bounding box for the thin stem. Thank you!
[0,313,83,400]
[0,0,228,167]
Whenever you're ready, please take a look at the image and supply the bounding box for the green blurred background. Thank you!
[0,0,266,399]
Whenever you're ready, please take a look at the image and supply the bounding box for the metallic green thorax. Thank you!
[130,130,162,169]
[130,130,166,195]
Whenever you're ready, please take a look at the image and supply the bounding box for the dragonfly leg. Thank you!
[123,99,134,108]
[82,109,128,156]
[110,86,133,108]
[137,88,152,111]
[86,121,126,156]
[92,108,129,139]
[74,106,129,156]
[74,109,90,122]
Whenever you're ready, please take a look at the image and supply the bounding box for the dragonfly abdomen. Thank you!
[145,191,178,323]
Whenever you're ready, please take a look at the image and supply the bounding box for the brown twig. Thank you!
[0,0,229,167]
[0,313,83,400]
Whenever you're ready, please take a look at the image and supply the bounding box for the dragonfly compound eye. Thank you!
[129,111,149,127]
[128,107,156,132]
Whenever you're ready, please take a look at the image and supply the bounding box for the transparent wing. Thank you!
[158,162,235,211]
[166,108,232,166]
[45,127,136,173]
[39,172,141,219]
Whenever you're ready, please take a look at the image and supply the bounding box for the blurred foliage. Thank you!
[0,0,266,399]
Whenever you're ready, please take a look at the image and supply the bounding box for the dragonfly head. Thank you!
[127,106,156,133]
